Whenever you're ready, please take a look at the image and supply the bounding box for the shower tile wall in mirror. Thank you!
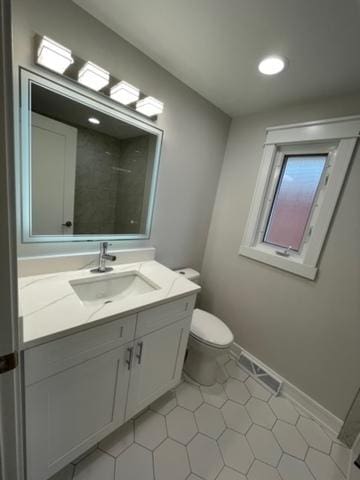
[20,70,162,242]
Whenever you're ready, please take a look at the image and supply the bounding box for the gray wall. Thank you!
[13,0,230,269]
[201,92,360,420]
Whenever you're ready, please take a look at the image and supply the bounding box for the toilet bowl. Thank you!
[185,308,234,385]
[174,266,234,386]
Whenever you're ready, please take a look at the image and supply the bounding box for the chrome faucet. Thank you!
[91,242,117,273]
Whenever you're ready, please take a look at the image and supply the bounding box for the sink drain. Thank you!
[104,300,113,304]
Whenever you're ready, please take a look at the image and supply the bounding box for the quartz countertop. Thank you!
[19,261,200,349]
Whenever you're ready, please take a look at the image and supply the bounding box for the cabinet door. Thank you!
[25,343,131,480]
[126,317,191,419]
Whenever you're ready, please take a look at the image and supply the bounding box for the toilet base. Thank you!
[184,348,218,386]
[184,335,232,386]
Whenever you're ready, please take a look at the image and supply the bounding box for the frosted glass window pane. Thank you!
[264,154,327,251]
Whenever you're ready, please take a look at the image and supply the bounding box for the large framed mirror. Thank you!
[20,69,163,243]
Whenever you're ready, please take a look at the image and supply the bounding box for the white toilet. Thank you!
[175,268,234,386]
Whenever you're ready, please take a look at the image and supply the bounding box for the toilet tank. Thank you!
[174,268,200,284]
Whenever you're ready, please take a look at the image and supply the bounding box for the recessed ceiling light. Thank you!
[258,55,287,75]
[88,117,100,125]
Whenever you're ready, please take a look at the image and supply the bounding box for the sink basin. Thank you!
[70,271,160,306]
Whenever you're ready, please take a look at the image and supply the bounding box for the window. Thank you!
[263,154,327,252]
[239,116,360,280]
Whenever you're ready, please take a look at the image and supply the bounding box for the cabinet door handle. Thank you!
[125,347,133,370]
[136,341,143,364]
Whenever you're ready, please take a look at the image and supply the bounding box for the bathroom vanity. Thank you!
[15,60,200,480]
[19,261,200,480]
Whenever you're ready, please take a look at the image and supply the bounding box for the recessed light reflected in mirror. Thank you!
[258,55,287,75]
[88,117,100,125]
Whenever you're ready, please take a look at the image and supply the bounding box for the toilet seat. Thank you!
[190,309,234,348]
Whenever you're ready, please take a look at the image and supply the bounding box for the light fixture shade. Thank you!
[37,36,74,74]
[110,81,140,105]
[136,96,164,117]
[78,61,110,91]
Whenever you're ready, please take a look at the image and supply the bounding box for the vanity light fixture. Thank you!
[110,81,140,105]
[136,96,164,117]
[37,36,74,74]
[88,117,100,125]
[34,34,164,118]
[258,55,287,75]
[78,61,110,91]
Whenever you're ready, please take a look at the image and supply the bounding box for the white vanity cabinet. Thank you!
[23,294,196,480]
[126,297,194,419]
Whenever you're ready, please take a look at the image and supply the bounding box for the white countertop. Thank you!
[18,261,200,349]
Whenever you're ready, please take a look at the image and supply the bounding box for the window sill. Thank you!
[239,245,318,280]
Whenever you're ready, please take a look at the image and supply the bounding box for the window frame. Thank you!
[239,116,360,280]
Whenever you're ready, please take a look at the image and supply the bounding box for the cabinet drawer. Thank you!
[25,314,136,385]
[135,295,196,338]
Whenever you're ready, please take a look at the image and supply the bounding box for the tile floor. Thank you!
[50,357,350,480]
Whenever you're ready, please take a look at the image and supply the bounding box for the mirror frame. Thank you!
[19,68,163,243]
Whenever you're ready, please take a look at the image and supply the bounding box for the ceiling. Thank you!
[73,0,360,117]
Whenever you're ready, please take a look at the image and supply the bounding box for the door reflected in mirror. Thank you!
[22,72,162,242]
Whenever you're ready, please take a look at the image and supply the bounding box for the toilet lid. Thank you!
[191,309,234,347]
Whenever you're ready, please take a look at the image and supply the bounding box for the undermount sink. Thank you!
[69,271,160,306]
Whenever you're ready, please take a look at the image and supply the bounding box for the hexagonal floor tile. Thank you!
[273,420,308,459]
[224,378,250,404]
[218,429,254,474]
[73,450,114,480]
[278,454,314,480]
[187,475,203,480]
[331,443,350,475]
[115,443,153,480]
[297,417,332,453]
[187,433,223,480]
[151,390,177,415]
[176,382,203,411]
[99,421,134,457]
[195,403,225,439]
[306,448,345,480]
[134,410,166,450]
[246,425,281,467]
[247,460,282,480]
[225,360,248,382]
[245,377,271,401]
[217,466,247,480]
[221,400,252,434]
[166,406,197,444]
[200,382,228,407]
[246,397,276,429]
[269,396,299,424]
[154,438,190,480]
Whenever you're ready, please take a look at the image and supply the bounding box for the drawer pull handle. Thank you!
[136,341,144,364]
[126,347,134,370]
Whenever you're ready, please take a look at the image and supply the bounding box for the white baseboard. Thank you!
[230,342,343,437]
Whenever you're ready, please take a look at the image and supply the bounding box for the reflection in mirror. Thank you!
[29,82,160,238]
